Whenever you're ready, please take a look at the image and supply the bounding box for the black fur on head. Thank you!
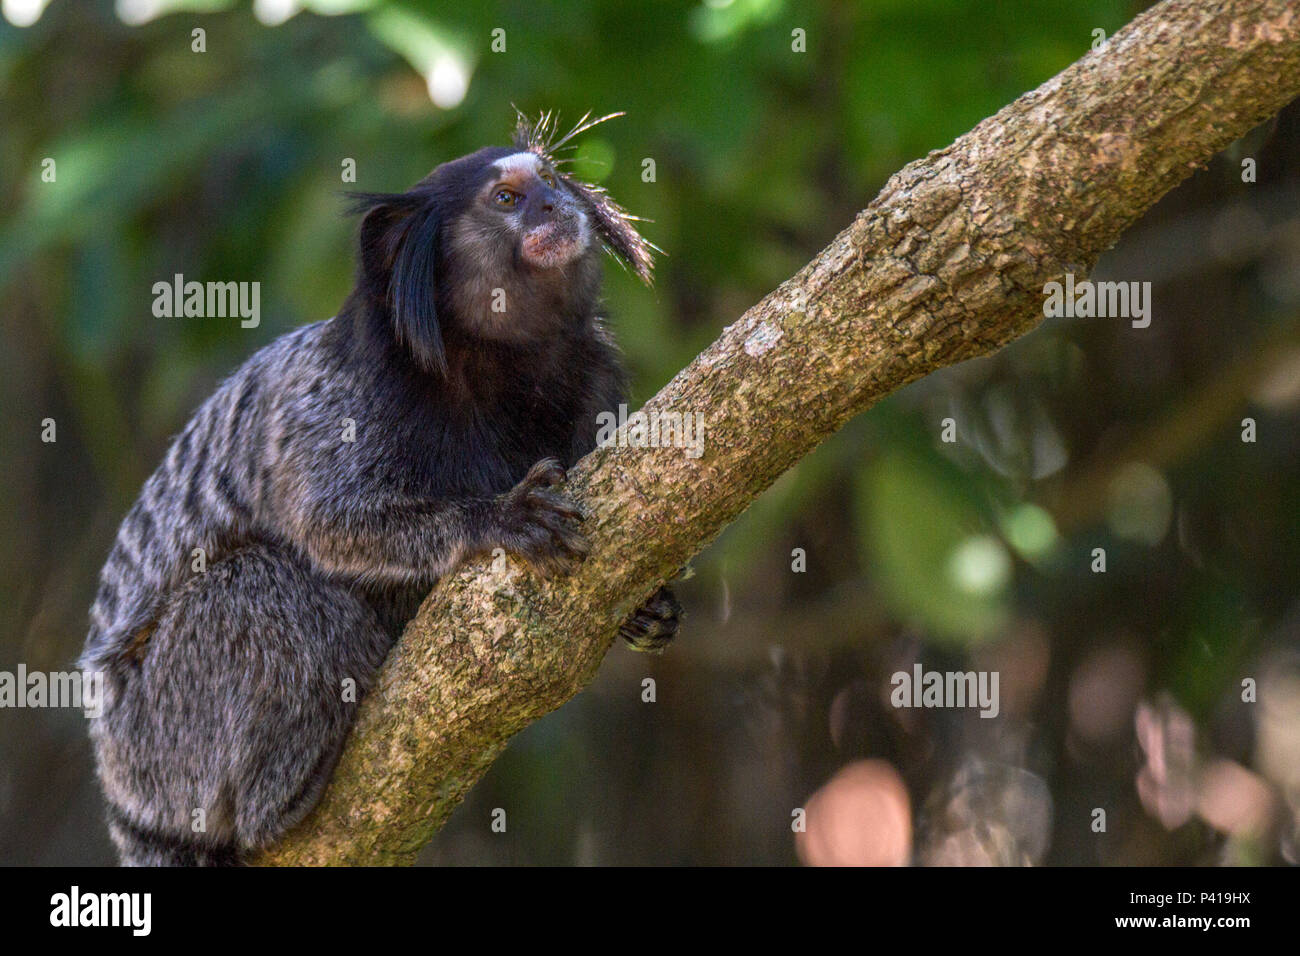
[349,189,445,372]
[347,113,653,376]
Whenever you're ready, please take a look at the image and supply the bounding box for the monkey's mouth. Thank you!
[521,219,587,270]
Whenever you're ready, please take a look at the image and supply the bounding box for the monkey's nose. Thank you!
[522,189,565,230]
[534,185,561,213]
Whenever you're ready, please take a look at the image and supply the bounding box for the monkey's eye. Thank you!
[539,170,556,187]
[492,188,520,208]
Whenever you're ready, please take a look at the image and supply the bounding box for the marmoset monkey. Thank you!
[80,113,681,866]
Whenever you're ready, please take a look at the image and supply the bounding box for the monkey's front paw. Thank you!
[619,586,681,653]
[497,458,590,577]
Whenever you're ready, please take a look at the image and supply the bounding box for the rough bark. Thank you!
[260,0,1300,865]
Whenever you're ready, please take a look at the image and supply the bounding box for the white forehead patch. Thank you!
[492,152,543,176]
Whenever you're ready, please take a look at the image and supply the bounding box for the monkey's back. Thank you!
[81,321,332,670]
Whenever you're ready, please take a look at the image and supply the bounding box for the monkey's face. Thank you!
[439,147,603,344]
[476,151,594,273]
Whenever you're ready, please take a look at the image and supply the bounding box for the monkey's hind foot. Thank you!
[619,586,681,653]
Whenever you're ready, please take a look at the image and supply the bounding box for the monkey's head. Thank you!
[352,112,653,373]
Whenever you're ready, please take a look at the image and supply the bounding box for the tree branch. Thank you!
[260,0,1300,865]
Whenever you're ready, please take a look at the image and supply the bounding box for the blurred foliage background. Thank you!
[2,0,1298,866]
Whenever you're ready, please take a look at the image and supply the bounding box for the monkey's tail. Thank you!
[107,805,242,867]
